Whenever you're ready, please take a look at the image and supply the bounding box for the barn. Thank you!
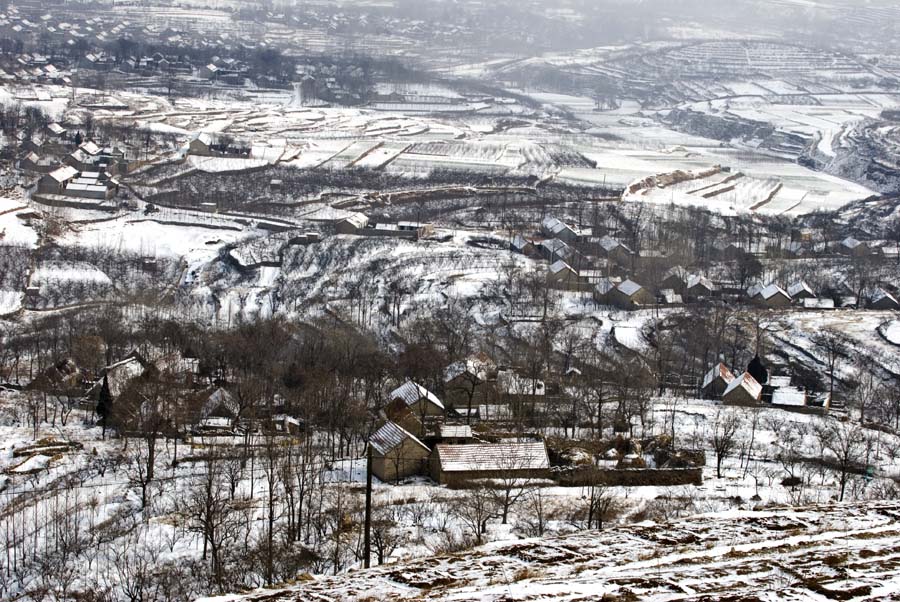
[430,441,550,487]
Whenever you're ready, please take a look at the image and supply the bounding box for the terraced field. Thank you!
[220,501,900,602]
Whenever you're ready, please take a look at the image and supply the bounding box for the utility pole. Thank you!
[363,445,372,568]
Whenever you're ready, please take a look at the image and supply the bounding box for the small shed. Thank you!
[335,213,369,235]
[609,279,654,309]
[430,441,550,486]
[370,421,431,483]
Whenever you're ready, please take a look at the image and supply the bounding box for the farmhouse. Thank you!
[387,381,445,420]
[510,234,536,255]
[660,266,690,293]
[869,288,899,310]
[596,235,633,263]
[37,165,78,194]
[370,421,431,483]
[722,372,763,406]
[592,278,618,304]
[839,237,869,257]
[443,355,494,407]
[335,214,369,235]
[430,441,550,486]
[787,281,816,301]
[685,275,717,299]
[538,238,572,263]
[754,284,791,309]
[702,363,735,399]
[608,279,654,309]
[541,216,579,244]
[547,260,578,288]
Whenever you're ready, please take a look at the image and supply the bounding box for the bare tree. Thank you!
[711,410,742,479]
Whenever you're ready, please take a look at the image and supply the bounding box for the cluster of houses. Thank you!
[36,164,118,201]
[370,379,550,485]
[702,359,831,413]
[511,216,900,312]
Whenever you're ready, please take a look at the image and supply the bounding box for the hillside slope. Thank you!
[212,501,900,602]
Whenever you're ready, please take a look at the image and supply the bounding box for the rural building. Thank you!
[387,381,445,420]
[541,216,579,244]
[596,235,633,263]
[661,266,690,293]
[370,421,431,483]
[592,278,618,304]
[839,237,870,257]
[608,279,654,309]
[722,372,763,406]
[658,288,683,305]
[685,275,717,299]
[443,355,494,407]
[771,386,807,409]
[801,298,835,310]
[437,424,474,444]
[188,132,214,156]
[510,234,536,255]
[547,260,578,288]
[37,165,78,194]
[538,238,572,263]
[335,214,370,235]
[754,284,791,309]
[787,281,816,301]
[869,288,899,310]
[702,363,735,399]
[430,441,550,486]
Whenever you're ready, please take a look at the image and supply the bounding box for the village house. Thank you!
[869,288,900,310]
[596,235,633,264]
[335,214,370,235]
[386,381,445,436]
[660,266,690,293]
[443,355,494,406]
[685,275,717,300]
[787,281,816,301]
[593,278,617,305]
[538,238,572,264]
[608,279,654,310]
[540,216,580,244]
[658,288,683,305]
[754,284,792,309]
[701,363,735,399]
[430,441,550,486]
[370,420,431,483]
[839,237,870,257]
[722,372,763,406]
[510,233,536,256]
[547,260,578,289]
[37,165,78,195]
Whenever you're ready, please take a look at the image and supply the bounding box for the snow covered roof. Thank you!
[434,442,549,473]
[390,381,444,411]
[663,265,689,282]
[46,122,65,135]
[79,141,101,155]
[702,363,735,389]
[540,238,570,255]
[370,421,428,456]
[541,216,576,237]
[772,387,807,407]
[549,260,575,275]
[339,213,368,229]
[659,289,683,304]
[616,279,643,297]
[801,298,834,309]
[594,278,616,296]
[841,236,863,249]
[871,288,899,306]
[510,234,532,251]
[747,283,763,298]
[759,284,790,301]
[599,235,631,254]
[788,281,815,298]
[202,387,239,419]
[686,275,715,292]
[46,165,78,183]
[723,372,762,400]
[438,424,473,439]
